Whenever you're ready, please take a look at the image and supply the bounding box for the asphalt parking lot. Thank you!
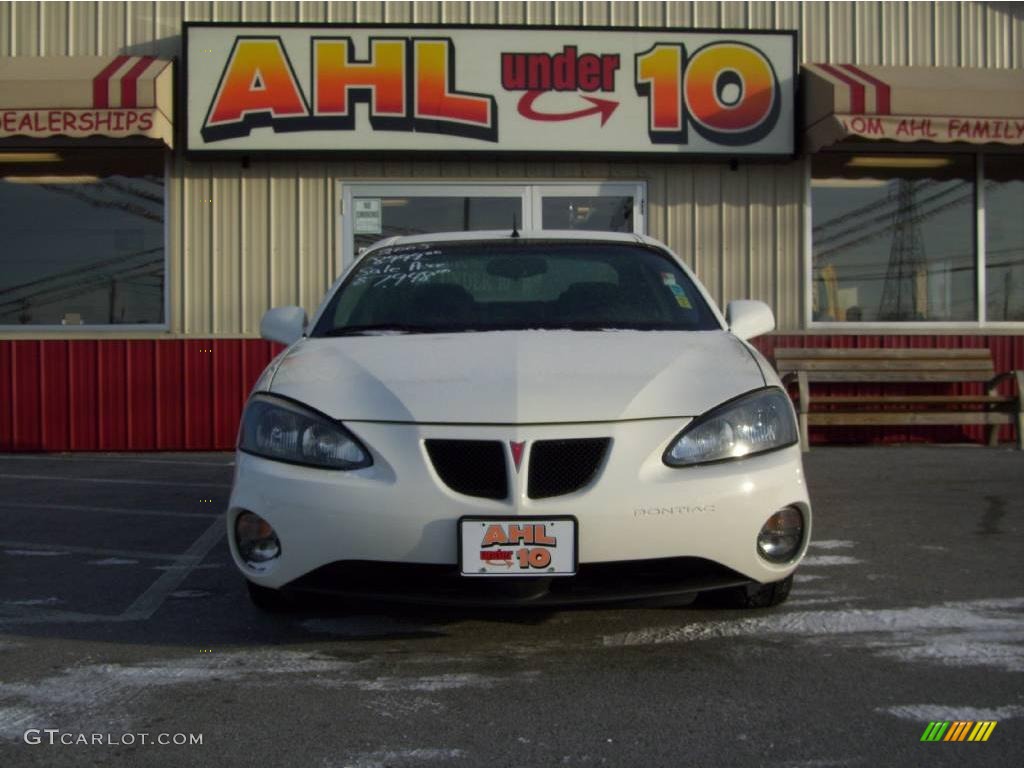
[0,447,1021,768]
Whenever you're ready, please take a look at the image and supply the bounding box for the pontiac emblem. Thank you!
[510,441,525,473]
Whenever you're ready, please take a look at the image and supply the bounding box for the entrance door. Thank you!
[339,181,645,269]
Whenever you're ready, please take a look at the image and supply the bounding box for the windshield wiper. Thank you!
[321,322,679,336]
[547,321,664,331]
[321,324,455,337]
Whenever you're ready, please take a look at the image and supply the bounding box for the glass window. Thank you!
[811,153,976,323]
[343,183,645,267]
[985,156,1024,322]
[314,241,719,335]
[353,196,521,255]
[541,195,634,232]
[0,149,165,326]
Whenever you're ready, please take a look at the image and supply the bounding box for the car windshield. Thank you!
[311,240,720,336]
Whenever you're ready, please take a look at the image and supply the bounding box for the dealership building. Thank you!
[0,0,1021,451]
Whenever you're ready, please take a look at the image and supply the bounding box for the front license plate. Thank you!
[459,518,577,577]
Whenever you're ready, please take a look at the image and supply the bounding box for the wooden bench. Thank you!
[775,348,1023,451]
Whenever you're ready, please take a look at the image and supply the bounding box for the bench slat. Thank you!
[788,371,994,383]
[774,348,992,360]
[778,359,994,372]
[807,395,1014,404]
[808,412,1015,426]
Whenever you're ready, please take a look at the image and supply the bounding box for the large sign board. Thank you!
[184,24,795,156]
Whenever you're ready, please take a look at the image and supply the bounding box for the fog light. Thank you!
[235,511,281,571]
[757,507,804,563]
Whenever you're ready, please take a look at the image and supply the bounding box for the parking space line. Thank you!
[121,519,226,620]
[0,472,230,489]
[0,501,220,520]
[0,606,126,624]
[0,540,201,561]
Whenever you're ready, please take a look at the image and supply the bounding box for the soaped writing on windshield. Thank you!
[351,247,452,288]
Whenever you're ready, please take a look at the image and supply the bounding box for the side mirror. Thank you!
[726,300,775,341]
[260,306,307,345]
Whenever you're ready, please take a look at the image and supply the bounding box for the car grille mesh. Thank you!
[425,440,508,500]
[527,438,610,499]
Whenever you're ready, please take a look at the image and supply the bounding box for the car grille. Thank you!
[527,438,610,499]
[425,439,508,500]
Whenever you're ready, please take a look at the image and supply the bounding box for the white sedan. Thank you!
[228,230,811,610]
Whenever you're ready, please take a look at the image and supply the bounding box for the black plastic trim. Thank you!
[283,555,753,608]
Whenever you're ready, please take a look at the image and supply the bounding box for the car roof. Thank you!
[370,229,654,249]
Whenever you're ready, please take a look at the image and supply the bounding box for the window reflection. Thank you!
[811,154,975,322]
[541,196,633,232]
[353,196,522,255]
[985,156,1024,321]
[0,149,164,326]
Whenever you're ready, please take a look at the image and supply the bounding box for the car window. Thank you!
[311,241,720,335]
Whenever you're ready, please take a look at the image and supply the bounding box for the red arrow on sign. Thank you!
[516,91,619,126]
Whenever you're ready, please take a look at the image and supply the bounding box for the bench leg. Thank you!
[1016,371,1024,450]
[797,371,810,451]
[987,424,1001,447]
[987,379,1003,447]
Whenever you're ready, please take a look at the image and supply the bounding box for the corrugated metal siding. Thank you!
[4,2,1019,63]
[0,334,1019,451]
[0,339,280,450]
[1,2,1021,337]
[169,155,808,334]
[751,334,1024,446]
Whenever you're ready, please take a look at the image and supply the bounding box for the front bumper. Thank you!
[227,418,812,597]
[284,557,754,607]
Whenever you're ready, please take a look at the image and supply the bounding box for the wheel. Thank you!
[246,579,297,613]
[700,574,793,609]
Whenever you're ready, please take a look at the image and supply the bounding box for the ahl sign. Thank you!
[184,24,795,156]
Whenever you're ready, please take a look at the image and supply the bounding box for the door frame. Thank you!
[338,180,646,273]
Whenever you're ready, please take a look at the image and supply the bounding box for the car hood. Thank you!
[268,331,765,424]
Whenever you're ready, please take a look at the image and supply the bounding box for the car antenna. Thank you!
[511,213,520,238]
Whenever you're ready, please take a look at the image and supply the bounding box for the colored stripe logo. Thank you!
[839,64,891,115]
[920,721,997,742]
[811,63,893,116]
[91,56,158,108]
[121,56,157,108]
[816,63,865,114]
[92,55,130,108]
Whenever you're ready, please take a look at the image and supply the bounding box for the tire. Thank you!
[246,579,297,613]
[701,574,793,609]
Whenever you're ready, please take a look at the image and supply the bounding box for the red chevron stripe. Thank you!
[92,55,129,108]
[817,63,865,114]
[121,56,157,108]
[841,64,892,115]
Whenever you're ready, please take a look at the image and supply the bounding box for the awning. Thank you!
[0,56,173,147]
[802,64,1024,151]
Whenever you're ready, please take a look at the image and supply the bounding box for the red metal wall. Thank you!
[0,335,1021,451]
[0,339,280,451]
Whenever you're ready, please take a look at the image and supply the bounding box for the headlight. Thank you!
[239,394,372,470]
[663,388,798,467]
